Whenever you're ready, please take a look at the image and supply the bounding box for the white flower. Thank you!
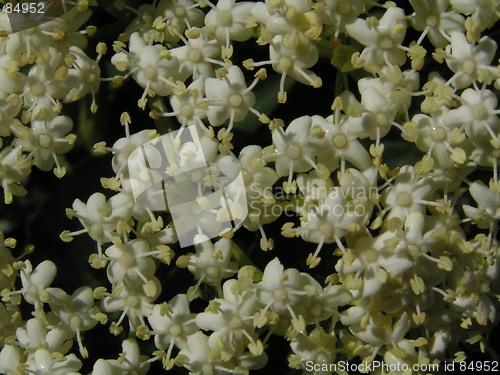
[20,48,68,119]
[67,193,125,254]
[409,0,465,48]
[321,112,373,171]
[380,165,437,221]
[64,46,102,105]
[340,308,411,346]
[0,145,31,203]
[335,235,386,299]
[376,212,426,277]
[105,239,156,288]
[444,32,497,88]
[15,318,72,354]
[205,0,255,56]
[269,34,321,100]
[18,260,60,310]
[109,129,158,178]
[5,20,53,61]
[444,88,500,143]
[180,236,238,289]
[271,115,328,179]
[50,287,101,358]
[96,339,150,375]
[251,0,322,38]
[122,4,161,43]
[205,65,257,130]
[347,79,400,141]
[115,339,151,375]
[25,348,82,375]
[112,33,182,105]
[0,91,22,137]
[289,327,338,372]
[102,281,159,329]
[148,294,197,352]
[196,279,261,358]
[450,0,500,32]
[463,180,500,229]
[171,32,221,80]
[238,145,279,230]
[15,116,74,175]
[0,55,25,94]
[314,0,365,32]
[167,79,209,129]
[411,110,470,169]
[256,257,319,320]
[346,7,407,71]
[157,0,205,42]
[0,345,22,375]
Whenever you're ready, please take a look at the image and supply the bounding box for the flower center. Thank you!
[273,287,288,302]
[126,295,140,308]
[180,104,194,118]
[426,13,439,27]
[462,58,476,75]
[28,285,38,299]
[406,243,421,259]
[228,315,242,330]
[142,12,154,24]
[120,252,137,268]
[218,11,233,27]
[83,71,97,84]
[89,222,103,237]
[309,302,323,317]
[188,48,203,63]
[374,111,388,126]
[169,323,182,336]
[122,143,137,159]
[278,56,293,71]
[396,192,413,207]
[38,134,53,149]
[319,221,333,237]
[30,82,45,97]
[337,1,352,15]
[70,315,83,329]
[144,66,158,80]
[332,134,347,148]
[364,249,379,263]
[378,35,394,50]
[286,142,303,160]
[228,93,243,108]
[431,127,447,142]
[472,104,489,121]
[174,6,187,18]
[205,265,221,282]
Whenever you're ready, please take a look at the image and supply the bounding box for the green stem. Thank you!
[312,38,333,60]
[231,241,263,283]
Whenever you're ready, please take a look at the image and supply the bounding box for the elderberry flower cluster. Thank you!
[0,0,107,202]
[0,0,500,374]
